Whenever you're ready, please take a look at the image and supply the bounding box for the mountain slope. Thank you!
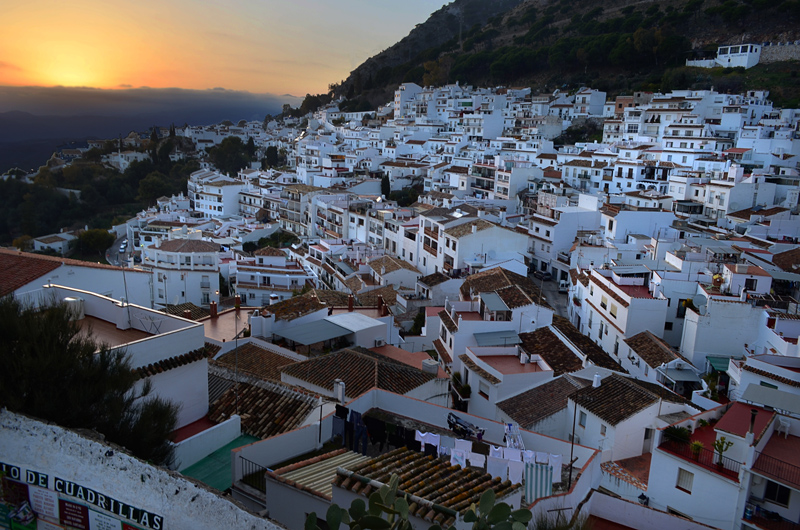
[336,0,800,103]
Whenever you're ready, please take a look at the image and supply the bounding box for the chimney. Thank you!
[593,373,601,388]
[348,294,354,312]
[748,409,758,434]
[209,301,218,318]
[235,294,241,311]
[472,223,477,234]
[183,309,192,320]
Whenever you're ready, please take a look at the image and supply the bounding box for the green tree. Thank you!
[0,296,178,466]
[137,172,172,204]
[381,175,391,197]
[209,137,251,176]
[246,137,257,158]
[78,228,115,256]
[265,146,279,168]
[149,127,159,161]
[12,235,32,251]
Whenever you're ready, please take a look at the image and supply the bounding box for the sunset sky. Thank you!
[1,0,449,97]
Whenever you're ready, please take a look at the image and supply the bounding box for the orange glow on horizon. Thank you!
[1,0,451,96]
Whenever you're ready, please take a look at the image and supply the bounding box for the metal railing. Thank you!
[754,451,800,489]
[239,457,268,492]
[659,438,741,481]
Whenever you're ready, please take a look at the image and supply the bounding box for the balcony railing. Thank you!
[753,451,800,490]
[423,243,438,257]
[659,438,740,481]
[424,227,439,240]
[239,456,267,492]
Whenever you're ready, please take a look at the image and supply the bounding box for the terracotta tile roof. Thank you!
[551,316,627,373]
[570,269,589,287]
[742,364,800,388]
[498,375,590,428]
[254,246,288,257]
[212,342,298,381]
[419,272,451,287]
[519,327,582,376]
[624,331,680,368]
[156,239,220,253]
[459,354,501,384]
[460,267,546,307]
[368,255,420,275]
[0,248,153,297]
[280,348,435,398]
[358,285,398,307]
[439,309,457,333]
[444,219,495,238]
[0,249,62,296]
[344,275,364,293]
[264,291,332,321]
[310,289,352,307]
[266,448,371,500]
[133,343,215,379]
[332,448,521,528]
[589,275,630,308]
[495,285,535,309]
[164,302,209,320]
[433,338,452,364]
[208,381,316,439]
[772,248,800,274]
[571,374,693,426]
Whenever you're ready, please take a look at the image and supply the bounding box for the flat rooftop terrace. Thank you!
[76,315,151,348]
[482,355,548,375]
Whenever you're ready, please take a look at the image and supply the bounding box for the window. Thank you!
[545,230,551,237]
[600,425,607,436]
[578,411,587,427]
[765,481,790,506]
[676,468,694,493]
[452,242,457,251]
[600,296,608,310]
[479,381,490,400]
[744,278,757,291]
[664,322,673,331]
[609,304,617,318]
[608,220,614,232]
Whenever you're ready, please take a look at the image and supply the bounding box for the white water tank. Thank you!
[64,297,85,321]
[421,358,439,374]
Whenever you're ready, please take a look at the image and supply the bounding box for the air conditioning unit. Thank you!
[374,338,386,347]
[675,362,684,370]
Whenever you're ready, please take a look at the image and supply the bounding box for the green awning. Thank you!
[706,356,731,372]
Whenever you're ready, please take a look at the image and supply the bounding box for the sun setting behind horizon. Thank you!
[1,0,451,96]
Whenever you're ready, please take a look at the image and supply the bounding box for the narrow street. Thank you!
[531,275,568,317]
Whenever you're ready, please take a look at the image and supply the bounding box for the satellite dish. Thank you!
[697,303,707,315]
[691,295,706,307]
[487,250,496,260]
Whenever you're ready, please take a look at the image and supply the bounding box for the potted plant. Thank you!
[713,436,733,469]
[690,441,704,461]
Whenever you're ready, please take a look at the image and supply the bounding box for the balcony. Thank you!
[424,227,439,240]
[423,243,438,257]
[557,251,570,264]
[753,438,800,491]
[658,436,740,482]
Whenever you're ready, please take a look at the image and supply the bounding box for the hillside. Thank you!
[334,0,800,107]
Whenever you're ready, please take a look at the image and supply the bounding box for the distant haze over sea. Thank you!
[0,85,302,173]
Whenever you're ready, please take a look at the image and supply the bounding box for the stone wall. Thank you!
[760,42,800,63]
